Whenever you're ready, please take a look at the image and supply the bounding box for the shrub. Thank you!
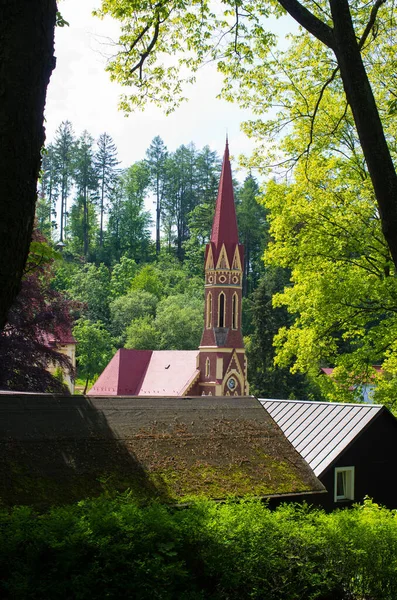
[1,495,397,599]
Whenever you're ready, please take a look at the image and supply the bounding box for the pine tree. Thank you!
[145,136,168,255]
[95,132,120,248]
[163,144,199,260]
[106,162,152,262]
[72,131,98,257]
[37,143,58,238]
[236,175,268,296]
[52,121,75,242]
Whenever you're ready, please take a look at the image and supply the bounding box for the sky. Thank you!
[45,1,298,181]
[45,0,262,176]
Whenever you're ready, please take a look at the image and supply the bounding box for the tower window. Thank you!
[205,357,210,377]
[232,293,238,330]
[218,292,225,328]
[206,292,212,328]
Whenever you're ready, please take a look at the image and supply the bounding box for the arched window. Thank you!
[218,292,225,328]
[205,357,210,377]
[206,292,212,328]
[232,293,238,330]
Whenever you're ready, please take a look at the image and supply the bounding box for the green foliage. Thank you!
[236,175,268,296]
[261,154,397,406]
[130,264,163,299]
[246,268,318,400]
[156,293,203,350]
[109,255,138,298]
[69,263,111,323]
[1,496,397,600]
[125,315,160,350]
[73,319,115,390]
[110,289,158,345]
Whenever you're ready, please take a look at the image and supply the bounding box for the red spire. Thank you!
[210,139,239,246]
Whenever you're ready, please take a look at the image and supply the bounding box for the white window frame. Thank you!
[334,466,355,502]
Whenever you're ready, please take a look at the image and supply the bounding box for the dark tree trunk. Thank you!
[279,0,397,271]
[329,0,397,270]
[0,0,57,330]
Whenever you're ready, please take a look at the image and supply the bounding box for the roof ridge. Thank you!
[260,398,383,408]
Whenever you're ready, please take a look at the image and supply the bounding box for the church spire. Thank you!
[198,139,248,397]
[210,139,239,247]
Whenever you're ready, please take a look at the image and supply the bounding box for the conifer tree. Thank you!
[95,132,120,248]
[37,143,58,238]
[236,175,268,296]
[52,121,75,242]
[72,131,98,257]
[145,136,168,254]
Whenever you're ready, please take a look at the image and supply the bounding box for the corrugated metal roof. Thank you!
[259,399,384,476]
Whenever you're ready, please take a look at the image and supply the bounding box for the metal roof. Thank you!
[259,399,384,476]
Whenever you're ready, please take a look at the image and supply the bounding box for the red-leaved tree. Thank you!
[0,231,75,394]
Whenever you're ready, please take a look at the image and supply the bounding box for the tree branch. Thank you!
[358,0,387,50]
[276,0,334,49]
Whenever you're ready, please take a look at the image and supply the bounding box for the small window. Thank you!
[205,357,210,378]
[206,292,212,328]
[334,467,355,502]
[218,292,225,328]
[232,293,238,330]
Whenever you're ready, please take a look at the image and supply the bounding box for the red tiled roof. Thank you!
[88,349,199,396]
[40,327,77,346]
[210,140,239,248]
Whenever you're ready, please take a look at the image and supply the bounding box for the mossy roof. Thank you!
[0,393,324,507]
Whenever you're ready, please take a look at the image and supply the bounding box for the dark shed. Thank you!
[261,399,397,510]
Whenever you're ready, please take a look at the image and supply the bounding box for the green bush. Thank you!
[1,495,397,599]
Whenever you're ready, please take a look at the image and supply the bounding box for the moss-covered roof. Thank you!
[0,393,324,507]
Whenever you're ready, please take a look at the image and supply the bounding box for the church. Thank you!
[88,141,248,397]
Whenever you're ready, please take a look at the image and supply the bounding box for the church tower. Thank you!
[198,141,248,396]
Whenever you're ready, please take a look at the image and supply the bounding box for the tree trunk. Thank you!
[83,375,89,395]
[329,0,397,270]
[0,0,57,330]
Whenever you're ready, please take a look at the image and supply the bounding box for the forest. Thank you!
[23,123,309,398]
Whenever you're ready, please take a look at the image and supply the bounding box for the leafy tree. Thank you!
[0,231,74,393]
[262,153,397,405]
[145,136,168,254]
[52,120,75,242]
[155,293,203,350]
[95,132,120,248]
[73,319,114,394]
[69,263,111,324]
[125,316,160,350]
[109,255,138,298]
[0,0,57,330]
[130,265,163,299]
[95,0,397,272]
[110,289,158,345]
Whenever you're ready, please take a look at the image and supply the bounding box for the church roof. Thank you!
[88,349,199,396]
[0,393,325,507]
[210,140,239,248]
